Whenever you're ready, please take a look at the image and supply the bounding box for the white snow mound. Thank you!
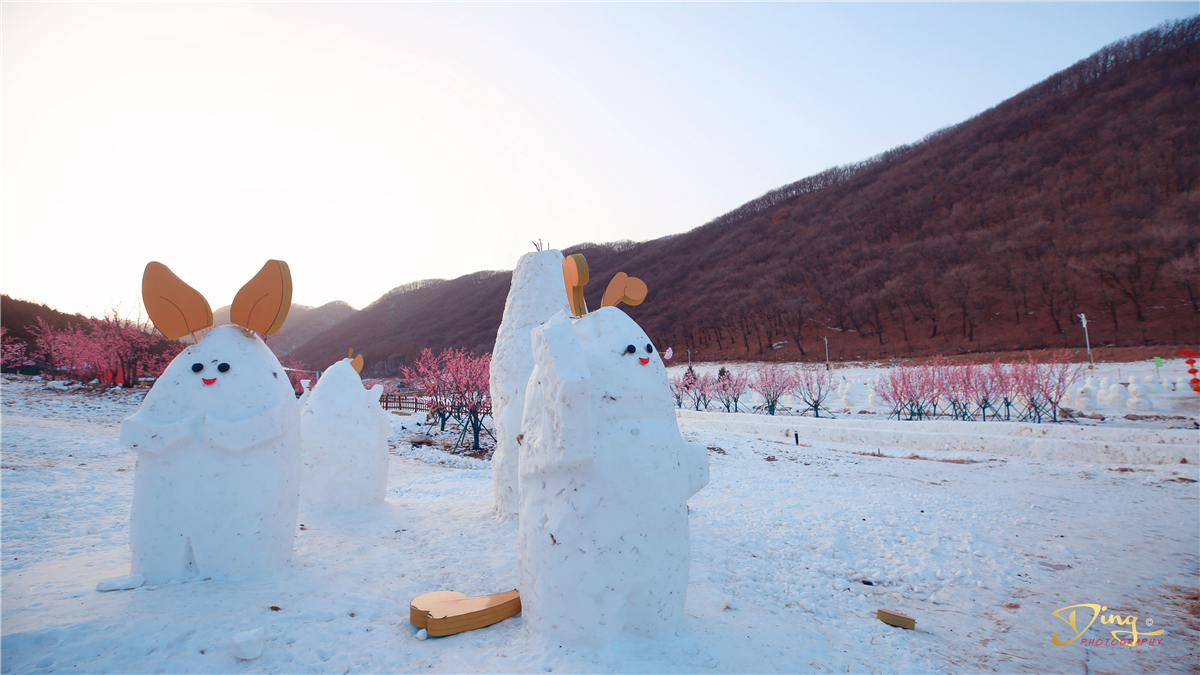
[301,358,390,510]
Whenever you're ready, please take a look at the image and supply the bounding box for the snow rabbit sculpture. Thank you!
[120,261,300,584]
[518,255,709,644]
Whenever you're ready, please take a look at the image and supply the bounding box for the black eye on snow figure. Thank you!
[217,363,230,373]
[192,363,204,373]
[624,345,637,354]
[645,344,653,354]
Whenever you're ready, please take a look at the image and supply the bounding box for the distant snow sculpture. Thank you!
[300,357,390,510]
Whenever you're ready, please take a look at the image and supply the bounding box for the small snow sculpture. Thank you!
[491,249,571,518]
[841,382,857,410]
[1126,383,1153,412]
[300,357,390,510]
[121,261,300,584]
[1142,375,1163,394]
[518,261,707,645]
[1072,386,1097,412]
[297,379,313,407]
[1106,383,1130,408]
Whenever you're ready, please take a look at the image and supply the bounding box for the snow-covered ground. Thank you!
[3,374,1198,673]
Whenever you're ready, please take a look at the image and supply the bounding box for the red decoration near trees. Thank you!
[1178,351,1200,395]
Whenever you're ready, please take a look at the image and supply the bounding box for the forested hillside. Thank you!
[287,18,1200,373]
[1,295,92,346]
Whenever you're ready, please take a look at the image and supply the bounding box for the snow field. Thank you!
[3,376,1199,673]
[676,409,1200,465]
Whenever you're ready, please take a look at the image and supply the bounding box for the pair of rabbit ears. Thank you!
[346,348,364,374]
[562,253,648,317]
[142,260,292,340]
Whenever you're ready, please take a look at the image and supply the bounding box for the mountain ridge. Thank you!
[286,17,1197,375]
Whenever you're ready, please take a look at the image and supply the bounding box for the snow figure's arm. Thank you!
[204,401,289,453]
[527,312,593,471]
[120,413,205,454]
[684,441,710,499]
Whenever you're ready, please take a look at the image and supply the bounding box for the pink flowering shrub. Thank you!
[872,351,1080,422]
[713,368,749,413]
[23,311,184,386]
[1,327,31,369]
[749,364,795,415]
[402,348,492,449]
[793,366,835,417]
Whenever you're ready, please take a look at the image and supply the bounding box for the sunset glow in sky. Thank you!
[4,2,1195,317]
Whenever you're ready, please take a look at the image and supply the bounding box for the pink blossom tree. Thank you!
[1033,350,1080,422]
[793,366,835,417]
[87,310,181,387]
[402,348,493,449]
[713,368,748,413]
[687,372,716,411]
[443,349,492,450]
[668,374,688,408]
[749,364,794,415]
[1,327,31,370]
[403,348,455,431]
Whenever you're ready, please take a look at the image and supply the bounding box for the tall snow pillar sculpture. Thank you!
[120,261,301,584]
[490,249,570,518]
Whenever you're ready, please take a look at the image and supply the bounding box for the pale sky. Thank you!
[4,2,1195,317]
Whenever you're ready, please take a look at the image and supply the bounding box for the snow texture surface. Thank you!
[490,249,569,518]
[118,325,301,584]
[300,358,390,511]
[518,309,709,644]
[2,367,1198,674]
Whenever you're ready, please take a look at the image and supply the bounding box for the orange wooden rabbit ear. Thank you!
[142,262,214,340]
[562,254,589,317]
[351,354,364,373]
[230,260,292,336]
[600,272,648,309]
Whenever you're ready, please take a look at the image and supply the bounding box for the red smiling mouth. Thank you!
[639,357,650,365]
[202,378,217,385]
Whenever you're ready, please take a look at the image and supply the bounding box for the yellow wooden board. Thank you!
[410,590,521,637]
[351,354,364,373]
[230,260,292,336]
[562,254,589,317]
[141,262,214,341]
[410,591,466,629]
[600,272,648,309]
[877,608,916,630]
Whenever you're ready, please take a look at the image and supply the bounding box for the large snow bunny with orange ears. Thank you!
[517,255,709,644]
[120,261,301,584]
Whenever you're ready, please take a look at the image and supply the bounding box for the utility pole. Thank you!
[1078,313,1094,370]
[687,349,691,366]
[823,337,830,371]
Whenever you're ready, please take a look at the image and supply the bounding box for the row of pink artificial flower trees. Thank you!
[2,315,183,387]
[670,351,1079,423]
[671,365,836,417]
[874,352,1079,422]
